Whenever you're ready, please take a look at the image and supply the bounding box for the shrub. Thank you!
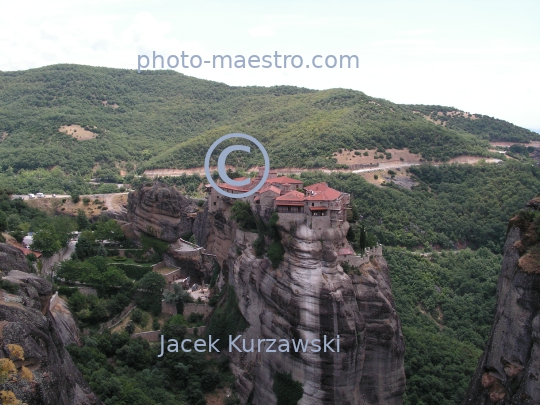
[58,286,76,297]
[273,372,303,405]
[125,321,135,335]
[131,308,143,324]
[188,312,204,324]
[0,279,19,294]
[152,319,160,330]
[267,241,285,268]
[374,174,379,180]
[71,194,80,203]
[83,197,91,205]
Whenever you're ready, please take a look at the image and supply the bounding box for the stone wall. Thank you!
[131,330,160,342]
[338,245,383,267]
[162,300,177,315]
[184,303,212,319]
[99,302,137,332]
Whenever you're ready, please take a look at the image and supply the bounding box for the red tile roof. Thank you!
[305,182,329,192]
[16,246,42,258]
[275,190,305,205]
[338,248,355,255]
[305,187,342,201]
[267,176,303,184]
[310,206,328,211]
[259,185,281,195]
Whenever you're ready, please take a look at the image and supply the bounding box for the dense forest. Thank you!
[1,64,537,178]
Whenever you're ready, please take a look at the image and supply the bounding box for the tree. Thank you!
[76,209,90,231]
[93,218,124,242]
[75,230,95,259]
[71,193,80,204]
[0,211,6,232]
[230,200,257,231]
[163,283,193,314]
[96,244,108,257]
[6,214,20,231]
[137,272,166,315]
[359,225,367,253]
[31,226,61,258]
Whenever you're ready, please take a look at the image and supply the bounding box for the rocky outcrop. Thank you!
[127,181,198,242]
[464,198,540,404]
[127,184,406,404]
[50,295,82,346]
[0,243,102,405]
[211,219,405,404]
[0,243,31,272]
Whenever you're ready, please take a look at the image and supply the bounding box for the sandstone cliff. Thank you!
[464,198,540,404]
[0,243,102,405]
[127,181,198,242]
[129,183,406,404]
[199,205,405,404]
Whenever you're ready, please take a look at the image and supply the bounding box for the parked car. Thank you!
[36,192,44,198]
[28,193,35,199]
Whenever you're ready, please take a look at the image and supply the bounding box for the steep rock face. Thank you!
[220,222,405,405]
[464,199,540,404]
[127,182,198,242]
[350,257,407,403]
[50,296,82,346]
[0,244,102,405]
[0,243,31,272]
[128,185,406,404]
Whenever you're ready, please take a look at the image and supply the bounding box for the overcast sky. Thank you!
[1,0,539,129]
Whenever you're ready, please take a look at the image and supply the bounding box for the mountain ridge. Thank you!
[0,64,537,176]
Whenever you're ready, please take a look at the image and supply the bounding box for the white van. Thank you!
[28,193,35,199]
[36,192,44,198]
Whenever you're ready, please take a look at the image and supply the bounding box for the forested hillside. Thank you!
[1,64,537,178]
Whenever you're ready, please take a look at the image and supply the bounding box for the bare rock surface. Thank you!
[50,296,82,346]
[0,243,31,272]
[209,218,405,404]
[0,243,102,405]
[464,201,540,404]
[127,181,198,242]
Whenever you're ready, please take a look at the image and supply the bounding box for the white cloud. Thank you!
[249,25,276,38]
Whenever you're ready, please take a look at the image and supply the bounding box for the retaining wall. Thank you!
[131,326,206,342]
[338,245,383,267]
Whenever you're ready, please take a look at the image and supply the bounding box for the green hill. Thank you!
[0,64,537,176]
